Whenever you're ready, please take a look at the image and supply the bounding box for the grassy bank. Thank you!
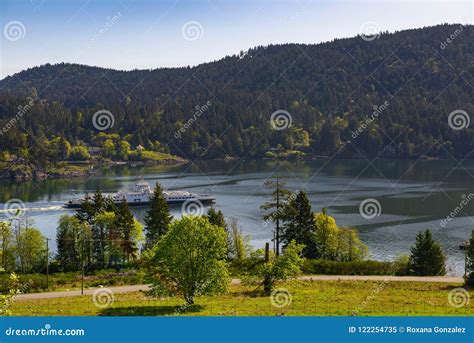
[12,280,472,316]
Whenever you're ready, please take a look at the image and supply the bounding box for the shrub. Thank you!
[0,273,47,293]
[244,241,304,294]
[301,259,404,276]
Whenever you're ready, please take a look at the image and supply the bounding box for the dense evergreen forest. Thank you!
[0,24,472,162]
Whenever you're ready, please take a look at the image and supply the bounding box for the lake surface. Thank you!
[1,159,473,276]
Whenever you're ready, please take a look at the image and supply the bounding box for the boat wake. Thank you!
[0,205,66,214]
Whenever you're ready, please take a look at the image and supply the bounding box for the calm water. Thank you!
[1,159,473,276]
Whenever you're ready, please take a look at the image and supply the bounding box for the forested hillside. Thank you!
[0,24,472,162]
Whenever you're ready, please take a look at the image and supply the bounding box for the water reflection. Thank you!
[0,158,473,275]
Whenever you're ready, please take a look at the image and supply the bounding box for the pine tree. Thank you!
[90,189,107,265]
[115,200,137,263]
[92,190,105,213]
[408,229,446,276]
[144,182,172,249]
[464,230,474,286]
[282,191,318,258]
[75,195,95,224]
[207,208,226,228]
[260,178,293,256]
[75,189,107,225]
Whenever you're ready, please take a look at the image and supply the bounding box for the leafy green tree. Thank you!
[312,210,368,262]
[117,140,131,160]
[408,230,446,276]
[0,222,15,272]
[102,139,115,158]
[56,215,92,270]
[58,137,71,160]
[92,211,116,267]
[147,216,229,304]
[313,209,339,260]
[144,182,172,249]
[227,218,252,261]
[335,227,368,262]
[464,230,474,286]
[0,273,21,316]
[69,145,90,161]
[247,240,304,295]
[15,227,46,273]
[282,191,318,258]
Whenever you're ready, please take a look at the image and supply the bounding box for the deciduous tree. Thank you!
[147,216,229,304]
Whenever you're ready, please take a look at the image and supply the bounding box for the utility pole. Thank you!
[81,239,85,295]
[265,242,270,262]
[275,177,280,256]
[465,252,467,279]
[272,231,276,253]
[45,238,50,290]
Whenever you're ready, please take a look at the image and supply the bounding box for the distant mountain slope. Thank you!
[0,24,473,160]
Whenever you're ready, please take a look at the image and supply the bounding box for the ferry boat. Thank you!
[64,182,215,208]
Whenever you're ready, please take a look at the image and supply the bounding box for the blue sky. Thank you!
[1,0,472,78]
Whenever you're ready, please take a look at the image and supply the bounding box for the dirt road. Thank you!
[16,275,463,301]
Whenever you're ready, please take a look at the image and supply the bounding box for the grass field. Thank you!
[12,280,473,316]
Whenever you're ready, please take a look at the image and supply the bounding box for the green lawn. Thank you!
[12,280,473,316]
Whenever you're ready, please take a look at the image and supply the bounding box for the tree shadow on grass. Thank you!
[99,304,204,316]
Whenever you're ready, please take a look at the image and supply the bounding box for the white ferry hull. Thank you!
[64,182,216,208]
[65,196,215,208]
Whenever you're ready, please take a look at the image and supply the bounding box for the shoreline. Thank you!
[0,158,188,181]
[0,154,460,182]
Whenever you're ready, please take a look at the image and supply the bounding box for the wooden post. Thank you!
[81,239,85,295]
[264,242,271,295]
[265,242,270,263]
[45,238,50,290]
[275,178,280,256]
